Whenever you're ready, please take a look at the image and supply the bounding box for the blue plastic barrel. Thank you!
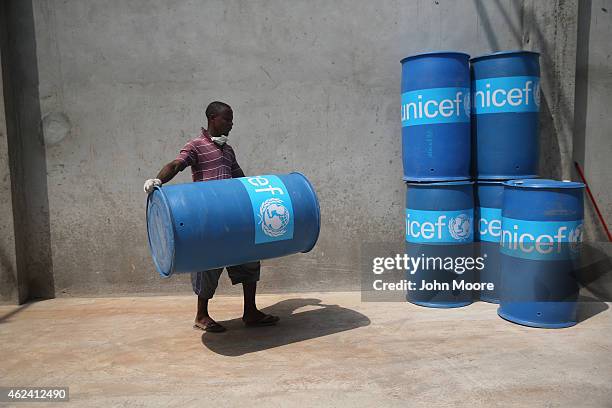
[401,52,471,181]
[471,51,540,179]
[405,181,475,307]
[146,173,320,277]
[475,180,505,303]
[498,179,584,328]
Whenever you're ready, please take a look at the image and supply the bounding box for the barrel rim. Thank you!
[290,171,321,253]
[475,180,507,185]
[475,174,539,181]
[146,186,176,278]
[503,178,584,189]
[497,308,577,329]
[470,50,540,63]
[403,176,473,182]
[476,177,538,185]
[400,51,470,64]
[405,180,474,187]
[408,300,473,308]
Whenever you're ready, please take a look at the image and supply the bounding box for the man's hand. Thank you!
[144,178,162,194]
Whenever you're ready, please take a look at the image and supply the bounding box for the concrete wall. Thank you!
[572,0,612,298]
[0,0,588,297]
[1,0,54,303]
[524,0,579,180]
[574,0,612,242]
[0,33,19,304]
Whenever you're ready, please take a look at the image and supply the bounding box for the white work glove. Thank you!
[144,178,162,194]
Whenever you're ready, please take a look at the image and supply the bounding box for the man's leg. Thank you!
[191,268,226,332]
[227,262,279,325]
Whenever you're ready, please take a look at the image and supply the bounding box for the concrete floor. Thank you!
[0,292,611,408]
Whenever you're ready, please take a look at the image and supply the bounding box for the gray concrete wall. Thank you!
[524,0,579,180]
[0,37,19,304]
[18,0,589,297]
[572,0,612,298]
[1,0,54,303]
[574,0,612,243]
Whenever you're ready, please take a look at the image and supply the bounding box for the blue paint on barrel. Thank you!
[146,173,320,277]
[471,51,540,179]
[401,52,471,181]
[405,181,475,308]
[475,181,505,303]
[498,179,584,328]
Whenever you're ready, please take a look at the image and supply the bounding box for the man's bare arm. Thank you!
[144,160,183,193]
[156,160,183,184]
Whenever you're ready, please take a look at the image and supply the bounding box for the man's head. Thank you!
[205,101,233,137]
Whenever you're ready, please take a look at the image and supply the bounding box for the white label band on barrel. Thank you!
[401,87,471,127]
[405,208,474,243]
[472,76,540,114]
[500,217,583,260]
[477,207,502,242]
[239,175,295,244]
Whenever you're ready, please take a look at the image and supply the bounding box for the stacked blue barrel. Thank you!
[471,51,541,304]
[498,179,584,328]
[470,51,585,328]
[471,51,541,180]
[401,50,585,324]
[401,52,474,307]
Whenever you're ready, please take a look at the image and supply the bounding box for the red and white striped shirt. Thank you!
[175,128,243,182]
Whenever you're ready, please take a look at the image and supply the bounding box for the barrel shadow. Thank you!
[201,298,371,356]
[575,242,612,323]
[576,295,609,323]
[576,243,612,300]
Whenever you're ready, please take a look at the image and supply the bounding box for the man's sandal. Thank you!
[243,314,280,327]
[193,321,227,333]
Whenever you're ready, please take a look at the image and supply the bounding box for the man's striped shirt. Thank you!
[175,128,243,182]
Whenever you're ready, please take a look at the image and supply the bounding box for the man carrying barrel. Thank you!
[144,101,279,333]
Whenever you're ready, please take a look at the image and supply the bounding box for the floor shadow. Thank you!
[577,294,609,323]
[574,243,612,323]
[0,300,37,324]
[201,298,371,356]
[576,243,612,301]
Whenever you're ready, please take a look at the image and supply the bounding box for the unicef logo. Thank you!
[569,224,583,253]
[259,198,290,238]
[448,214,471,241]
[534,82,541,108]
[464,93,471,116]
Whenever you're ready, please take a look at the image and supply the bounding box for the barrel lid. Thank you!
[405,180,474,186]
[503,178,584,189]
[470,50,540,63]
[290,172,321,253]
[401,51,470,64]
[146,187,175,278]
